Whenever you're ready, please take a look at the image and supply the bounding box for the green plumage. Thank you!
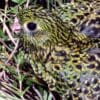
[17,1,100,99]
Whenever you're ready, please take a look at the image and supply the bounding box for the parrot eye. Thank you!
[27,22,37,31]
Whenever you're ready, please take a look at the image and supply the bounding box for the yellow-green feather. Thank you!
[17,2,100,99]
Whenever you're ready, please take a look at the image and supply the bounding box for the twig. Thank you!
[3,0,8,32]
[5,39,19,63]
[0,16,16,45]
[0,38,12,52]
[16,63,25,100]
[25,0,30,8]
[31,85,43,100]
